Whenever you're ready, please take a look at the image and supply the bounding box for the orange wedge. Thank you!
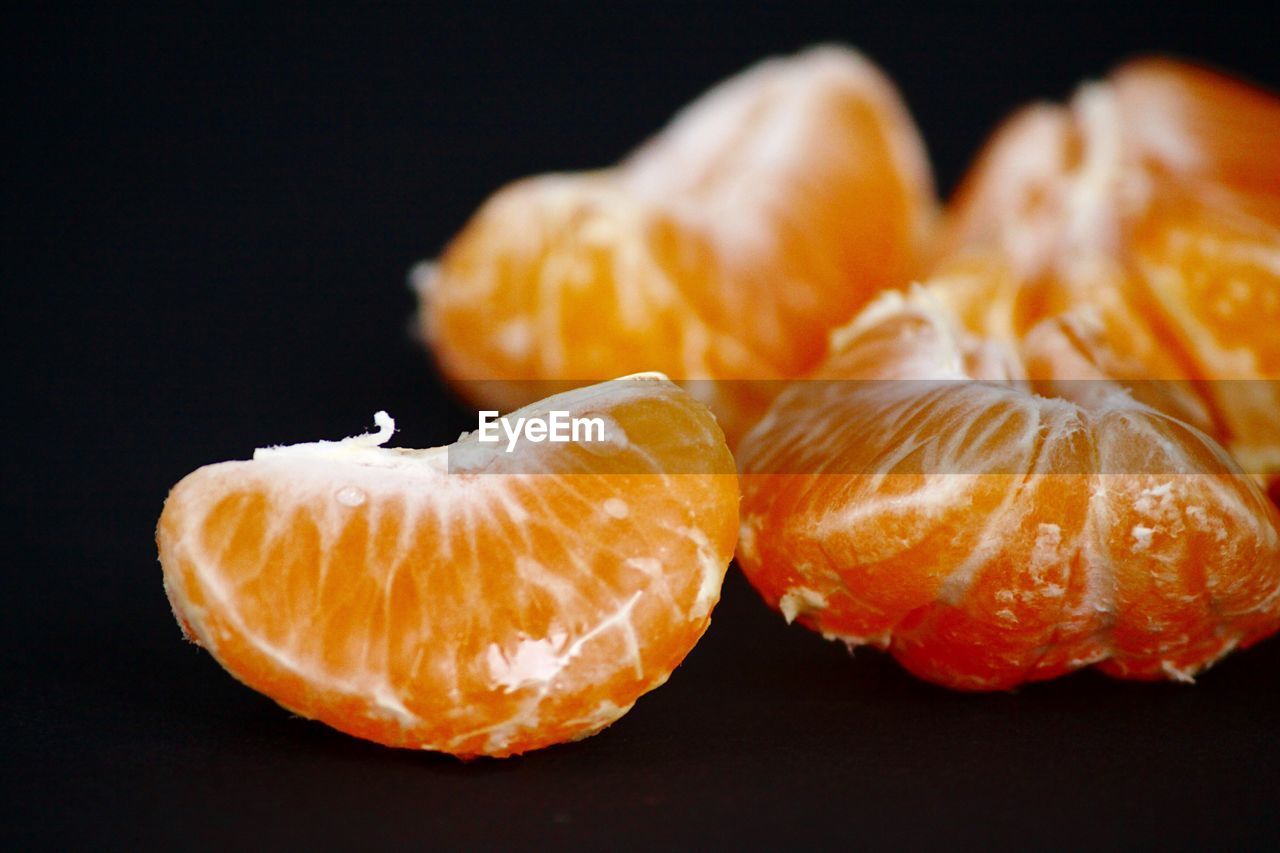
[939,57,1280,487]
[158,375,739,757]
[418,45,935,443]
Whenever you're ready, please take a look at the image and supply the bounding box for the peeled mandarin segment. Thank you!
[1112,58,1280,200]
[943,58,1280,274]
[419,176,738,414]
[940,103,1082,277]
[419,45,935,445]
[736,290,1280,691]
[937,58,1280,489]
[1130,191,1280,478]
[158,377,739,758]
[620,45,935,374]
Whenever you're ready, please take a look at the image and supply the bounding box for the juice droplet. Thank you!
[335,486,367,507]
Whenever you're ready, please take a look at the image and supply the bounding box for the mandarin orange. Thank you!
[938,57,1280,488]
[737,288,1280,690]
[417,45,935,444]
[158,375,738,757]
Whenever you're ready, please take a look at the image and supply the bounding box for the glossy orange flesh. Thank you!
[158,377,739,757]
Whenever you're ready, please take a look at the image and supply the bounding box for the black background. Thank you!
[6,3,1279,848]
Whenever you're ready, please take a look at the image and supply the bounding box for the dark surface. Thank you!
[5,3,1279,849]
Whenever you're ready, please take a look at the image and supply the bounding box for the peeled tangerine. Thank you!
[938,57,1280,488]
[157,376,738,757]
[737,288,1280,690]
[417,45,935,444]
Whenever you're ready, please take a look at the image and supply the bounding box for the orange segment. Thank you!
[619,46,934,374]
[1130,190,1280,474]
[944,57,1280,271]
[419,45,935,444]
[1112,58,1280,200]
[417,176,745,416]
[737,289,1280,690]
[938,57,1280,487]
[158,376,739,757]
